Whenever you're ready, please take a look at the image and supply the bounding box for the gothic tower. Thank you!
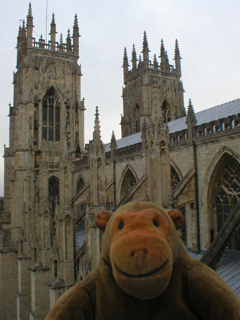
[0,4,84,319]
[121,32,185,138]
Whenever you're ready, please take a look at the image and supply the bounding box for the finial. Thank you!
[131,44,137,68]
[160,39,165,57]
[67,28,71,39]
[153,54,158,69]
[73,14,80,36]
[110,130,117,152]
[174,39,181,59]
[123,47,129,70]
[28,3,33,17]
[142,31,150,61]
[74,14,78,28]
[123,47,128,60]
[51,13,55,24]
[93,106,101,141]
[186,99,197,125]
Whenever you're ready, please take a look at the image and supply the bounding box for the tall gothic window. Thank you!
[76,177,85,194]
[49,176,59,214]
[215,158,240,250]
[42,88,60,141]
[120,168,137,201]
[135,104,140,133]
[161,100,171,123]
[171,165,181,192]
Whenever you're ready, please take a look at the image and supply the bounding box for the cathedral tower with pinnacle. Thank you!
[121,32,185,137]
[0,4,84,319]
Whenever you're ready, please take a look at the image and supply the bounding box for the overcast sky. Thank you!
[0,0,239,196]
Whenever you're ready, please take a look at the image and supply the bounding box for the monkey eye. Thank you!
[153,219,159,227]
[118,221,124,230]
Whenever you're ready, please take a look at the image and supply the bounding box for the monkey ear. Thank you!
[95,211,113,232]
[167,209,184,230]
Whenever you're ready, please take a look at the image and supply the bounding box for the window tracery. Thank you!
[215,158,240,250]
[171,166,181,192]
[120,168,137,201]
[161,100,171,123]
[42,88,60,141]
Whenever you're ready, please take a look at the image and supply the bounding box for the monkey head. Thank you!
[96,201,184,300]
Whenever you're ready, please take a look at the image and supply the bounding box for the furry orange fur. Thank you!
[46,201,240,320]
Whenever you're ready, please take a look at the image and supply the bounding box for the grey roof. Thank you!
[105,131,142,153]
[104,99,240,152]
[188,249,240,298]
[168,98,240,133]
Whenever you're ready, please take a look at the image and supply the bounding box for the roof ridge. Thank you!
[195,98,240,115]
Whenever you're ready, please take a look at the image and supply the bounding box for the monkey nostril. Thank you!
[144,249,147,254]
[131,251,135,257]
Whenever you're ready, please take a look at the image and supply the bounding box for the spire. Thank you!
[27,3,33,45]
[17,20,26,56]
[123,47,129,80]
[131,44,137,69]
[50,13,57,51]
[58,33,63,52]
[110,130,117,151]
[142,31,150,64]
[66,28,72,53]
[153,54,158,69]
[160,39,165,59]
[73,14,80,57]
[160,39,170,72]
[186,99,196,124]
[138,54,142,66]
[174,39,182,76]
[186,99,197,141]
[93,106,101,142]
[28,2,32,16]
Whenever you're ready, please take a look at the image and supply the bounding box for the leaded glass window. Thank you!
[161,100,171,123]
[120,169,137,201]
[76,177,85,194]
[42,88,60,141]
[171,166,181,192]
[49,177,59,200]
[215,158,240,250]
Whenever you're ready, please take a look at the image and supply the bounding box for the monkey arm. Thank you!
[45,278,95,320]
[187,263,240,320]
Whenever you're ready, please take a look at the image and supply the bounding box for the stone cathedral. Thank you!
[0,4,240,320]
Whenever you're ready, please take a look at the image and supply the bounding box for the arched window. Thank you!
[179,205,186,243]
[171,165,181,192]
[120,168,137,201]
[76,177,85,194]
[161,100,171,123]
[54,260,58,278]
[215,158,240,250]
[49,176,59,214]
[42,88,60,141]
[49,176,59,200]
[135,104,140,133]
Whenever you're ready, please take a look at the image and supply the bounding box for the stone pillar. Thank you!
[0,250,18,320]
[17,255,31,320]
[30,266,50,320]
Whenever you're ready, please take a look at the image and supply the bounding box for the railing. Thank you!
[31,37,73,54]
[105,143,142,164]
[170,113,240,147]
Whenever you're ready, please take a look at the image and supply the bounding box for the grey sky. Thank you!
[0,0,239,196]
